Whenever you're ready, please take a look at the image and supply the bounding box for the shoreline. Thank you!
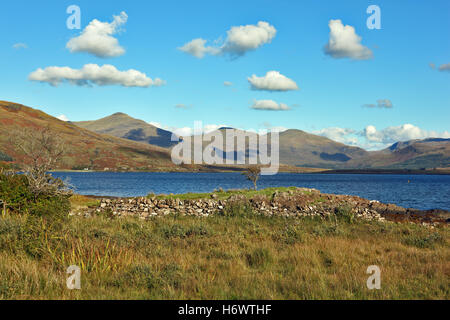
[52,168,450,175]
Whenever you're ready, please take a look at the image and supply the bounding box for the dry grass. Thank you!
[0,202,448,300]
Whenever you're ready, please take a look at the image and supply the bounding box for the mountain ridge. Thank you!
[72,111,450,169]
[2,102,449,170]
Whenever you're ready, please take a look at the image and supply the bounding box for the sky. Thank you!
[1,0,449,150]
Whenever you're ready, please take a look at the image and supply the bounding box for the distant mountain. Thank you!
[349,138,450,169]
[75,113,178,148]
[72,111,450,170]
[182,128,368,169]
[0,101,178,171]
[72,113,369,168]
[275,129,368,168]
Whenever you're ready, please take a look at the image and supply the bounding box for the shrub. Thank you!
[0,172,71,219]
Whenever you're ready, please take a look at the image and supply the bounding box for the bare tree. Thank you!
[11,126,72,197]
[242,165,261,190]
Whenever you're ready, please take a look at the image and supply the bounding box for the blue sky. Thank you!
[1,0,449,149]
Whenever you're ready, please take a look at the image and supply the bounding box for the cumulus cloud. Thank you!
[363,124,450,144]
[248,71,299,92]
[324,19,373,60]
[57,114,69,122]
[363,99,393,109]
[28,64,165,88]
[224,81,233,87]
[250,99,290,111]
[178,21,276,59]
[221,21,276,56]
[66,12,128,58]
[13,43,28,49]
[438,63,450,72]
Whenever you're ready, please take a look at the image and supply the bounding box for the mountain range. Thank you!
[74,111,450,170]
[1,101,449,171]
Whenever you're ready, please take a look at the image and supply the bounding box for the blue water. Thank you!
[51,172,450,211]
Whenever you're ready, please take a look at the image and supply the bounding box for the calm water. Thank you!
[51,172,450,211]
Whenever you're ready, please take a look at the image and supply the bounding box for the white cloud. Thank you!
[148,122,229,137]
[248,71,299,91]
[224,81,233,87]
[314,127,358,145]
[178,21,276,59]
[363,99,393,109]
[178,38,219,58]
[363,124,450,145]
[66,12,128,58]
[57,114,69,122]
[438,63,450,72]
[221,21,276,56]
[324,19,373,60]
[28,64,165,88]
[312,124,450,150]
[250,99,290,111]
[13,43,28,49]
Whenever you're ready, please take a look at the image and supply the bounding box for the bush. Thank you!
[0,172,71,219]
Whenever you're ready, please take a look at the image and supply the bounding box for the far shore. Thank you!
[51,167,450,175]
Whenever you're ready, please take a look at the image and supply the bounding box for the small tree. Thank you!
[11,126,72,198]
[242,165,261,190]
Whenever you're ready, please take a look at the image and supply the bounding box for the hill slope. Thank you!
[75,113,177,148]
[275,129,368,168]
[0,101,178,171]
[349,138,450,169]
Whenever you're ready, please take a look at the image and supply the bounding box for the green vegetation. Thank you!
[0,188,448,300]
[150,186,301,201]
[0,172,71,219]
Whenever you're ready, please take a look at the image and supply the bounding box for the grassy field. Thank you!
[0,189,448,300]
